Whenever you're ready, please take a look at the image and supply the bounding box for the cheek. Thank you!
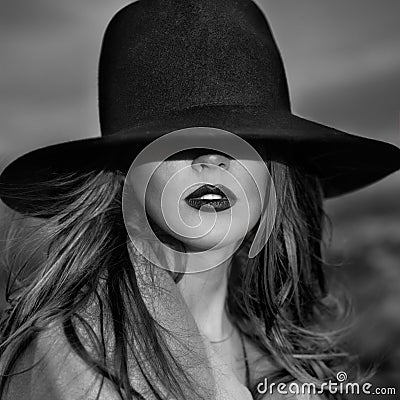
[235,160,269,225]
[143,161,187,230]
[129,161,168,223]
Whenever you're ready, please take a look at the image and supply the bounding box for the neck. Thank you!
[176,250,234,341]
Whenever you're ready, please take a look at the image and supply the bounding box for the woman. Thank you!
[0,0,399,399]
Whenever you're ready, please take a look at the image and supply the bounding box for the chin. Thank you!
[176,227,247,252]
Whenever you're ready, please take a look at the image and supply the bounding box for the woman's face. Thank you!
[132,147,269,253]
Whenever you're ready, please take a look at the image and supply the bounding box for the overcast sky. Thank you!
[1,0,400,219]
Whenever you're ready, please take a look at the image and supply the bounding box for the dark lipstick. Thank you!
[184,184,237,212]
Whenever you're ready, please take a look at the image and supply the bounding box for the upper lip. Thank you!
[185,184,237,201]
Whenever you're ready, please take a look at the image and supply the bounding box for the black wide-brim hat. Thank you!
[1,0,400,216]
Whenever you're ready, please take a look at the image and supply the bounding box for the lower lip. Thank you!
[184,198,235,212]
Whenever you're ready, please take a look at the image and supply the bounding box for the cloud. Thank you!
[260,0,400,141]
[0,0,75,32]
[0,1,131,155]
[293,67,400,140]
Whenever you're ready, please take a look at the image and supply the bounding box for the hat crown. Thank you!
[98,0,291,135]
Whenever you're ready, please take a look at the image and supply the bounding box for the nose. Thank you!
[191,152,231,173]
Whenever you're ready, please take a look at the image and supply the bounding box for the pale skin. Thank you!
[131,147,270,398]
[132,147,322,400]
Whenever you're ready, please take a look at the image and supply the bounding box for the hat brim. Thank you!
[1,105,399,216]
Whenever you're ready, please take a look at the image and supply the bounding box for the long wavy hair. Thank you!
[0,160,354,399]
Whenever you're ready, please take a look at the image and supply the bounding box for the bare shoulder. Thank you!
[3,323,120,400]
